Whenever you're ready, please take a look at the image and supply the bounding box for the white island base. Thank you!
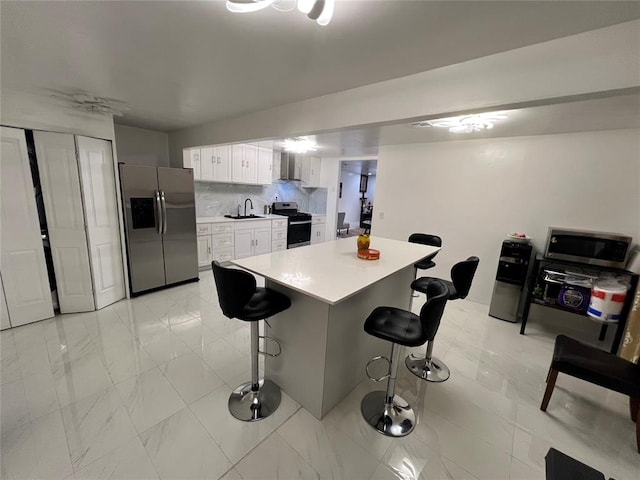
[265,266,414,419]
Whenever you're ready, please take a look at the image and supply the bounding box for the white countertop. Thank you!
[197,214,287,223]
[231,236,439,305]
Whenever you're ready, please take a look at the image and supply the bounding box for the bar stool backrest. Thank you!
[408,233,442,263]
[450,256,480,300]
[419,280,449,341]
[212,261,256,319]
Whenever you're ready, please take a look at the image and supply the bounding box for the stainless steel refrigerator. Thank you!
[119,165,198,295]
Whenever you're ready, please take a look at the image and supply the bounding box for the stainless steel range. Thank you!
[271,202,312,249]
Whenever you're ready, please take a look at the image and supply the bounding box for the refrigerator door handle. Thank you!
[155,190,163,235]
[160,190,168,234]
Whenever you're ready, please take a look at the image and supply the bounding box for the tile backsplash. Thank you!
[195,181,328,217]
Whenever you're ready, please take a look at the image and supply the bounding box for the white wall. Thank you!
[373,129,640,305]
[168,20,640,159]
[114,124,169,167]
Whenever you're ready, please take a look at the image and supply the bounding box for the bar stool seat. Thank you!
[212,261,291,422]
[361,280,449,437]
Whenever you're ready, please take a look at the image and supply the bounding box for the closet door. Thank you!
[76,136,125,309]
[0,127,54,326]
[34,131,95,313]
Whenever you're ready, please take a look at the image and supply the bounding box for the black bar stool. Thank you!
[211,261,291,422]
[406,256,479,382]
[408,234,442,297]
[361,280,449,437]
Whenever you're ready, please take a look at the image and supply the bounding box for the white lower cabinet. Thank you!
[235,220,272,259]
[197,222,234,267]
[311,215,326,244]
[271,217,288,251]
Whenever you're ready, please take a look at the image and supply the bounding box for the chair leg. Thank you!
[540,368,558,412]
[228,321,281,421]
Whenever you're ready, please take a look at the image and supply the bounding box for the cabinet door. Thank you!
[214,146,231,182]
[34,131,95,313]
[254,227,272,256]
[244,144,258,184]
[257,146,273,185]
[0,127,54,326]
[197,236,212,267]
[200,147,215,181]
[311,225,322,244]
[234,229,254,259]
[316,226,325,243]
[190,149,202,180]
[76,136,125,309]
[231,145,244,183]
[309,156,321,186]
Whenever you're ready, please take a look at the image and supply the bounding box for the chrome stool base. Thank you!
[361,391,415,437]
[405,353,450,382]
[228,379,281,422]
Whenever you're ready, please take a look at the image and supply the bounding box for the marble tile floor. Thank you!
[1,270,638,480]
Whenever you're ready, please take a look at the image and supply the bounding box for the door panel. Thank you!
[215,146,231,182]
[254,227,271,256]
[34,131,95,313]
[118,164,166,294]
[234,230,253,259]
[157,167,198,285]
[197,236,212,267]
[76,136,125,307]
[201,147,215,181]
[0,127,54,325]
[244,144,258,184]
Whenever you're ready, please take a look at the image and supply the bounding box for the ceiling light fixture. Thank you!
[226,0,334,25]
[283,137,318,154]
[409,111,508,133]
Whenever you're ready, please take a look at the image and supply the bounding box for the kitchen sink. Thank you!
[224,214,264,220]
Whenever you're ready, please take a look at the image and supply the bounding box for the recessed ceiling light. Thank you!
[409,111,508,133]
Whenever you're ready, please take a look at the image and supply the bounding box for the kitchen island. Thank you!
[232,236,439,419]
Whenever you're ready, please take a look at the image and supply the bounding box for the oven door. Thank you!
[287,220,312,248]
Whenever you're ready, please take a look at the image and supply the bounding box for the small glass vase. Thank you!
[357,234,370,251]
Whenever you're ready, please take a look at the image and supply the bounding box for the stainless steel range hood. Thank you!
[280,151,302,180]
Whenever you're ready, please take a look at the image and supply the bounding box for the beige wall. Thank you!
[373,129,640,305]
[114,124,169,167]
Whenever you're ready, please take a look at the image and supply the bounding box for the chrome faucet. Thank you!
[244,198,253,216]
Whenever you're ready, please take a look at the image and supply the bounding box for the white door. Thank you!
[34,131,95,313]
[75,136,126,309]
[1,273,12,330]
[257,146,273,185]
[0,127,54,326]
[197,236,212,267]
[254,227,272,256]
[201,147,215,181]
[231,145,244,183]
[234,230,254,259]
[244,144,258,184]
[214,146,231,182]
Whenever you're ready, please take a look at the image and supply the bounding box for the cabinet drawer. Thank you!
[213,234,234,249]
[272,218,288,229]
[197,224,211,235]
[312,216,326,225]
[213,247,234,262]
[235,219,272,231]
[272,240,287,252]
[272,229,287,241]
[211,222,233,234]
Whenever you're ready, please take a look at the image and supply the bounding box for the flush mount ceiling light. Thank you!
[283,137,318,153]
[226,0,335,25]
[409,111,508,133]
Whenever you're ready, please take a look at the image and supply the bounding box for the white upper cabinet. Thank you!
[301,155,321,187]
[257,146,273,185]
[184,143,273,185]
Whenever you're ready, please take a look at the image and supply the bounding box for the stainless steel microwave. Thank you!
[544,227,632,269]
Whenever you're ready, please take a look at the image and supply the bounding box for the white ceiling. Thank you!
[2,1,640,132]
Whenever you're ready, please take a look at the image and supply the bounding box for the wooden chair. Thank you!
[540,335,640,453]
